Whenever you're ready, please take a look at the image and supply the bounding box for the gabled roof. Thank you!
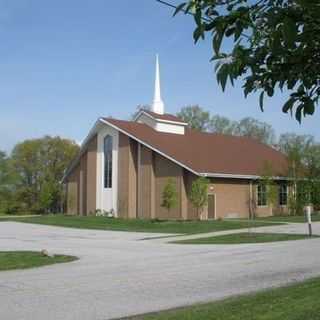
[135,109,187,125]
[103,118,289,179]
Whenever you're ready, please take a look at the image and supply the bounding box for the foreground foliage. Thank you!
[0,251,77,271]
[128,277,320,319]
[174,0,320,122]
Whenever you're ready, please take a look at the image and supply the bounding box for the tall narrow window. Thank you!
[279,184,288,206]
[257,184,267,206]
[104,135,113,188]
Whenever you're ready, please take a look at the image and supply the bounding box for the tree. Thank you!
[189,176,209,219]
[305,144,320,179]
[235,117,276,145]
[177,106,275,145]
[208,115,237,135]
[278,133,320,214]
[161,178,178,214]
[177,105,210,130]
[278,133,315,178]
[173,1,320,122]
[11,136,79,214]
[0,151,17,213]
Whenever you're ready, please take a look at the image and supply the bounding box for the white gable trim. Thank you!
[99,118,199,176]
[134,110,188,126]
[61,119,102,182]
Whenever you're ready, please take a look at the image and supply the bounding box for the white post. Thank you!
[306,205,312,237]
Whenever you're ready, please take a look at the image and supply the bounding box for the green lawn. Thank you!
[0,251,78,271]
[127,277,320,320]
[173,232,314,244]
[0,215,280,234]
[259,213,320,223]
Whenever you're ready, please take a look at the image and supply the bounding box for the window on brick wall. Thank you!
[279,184,288,206]
[257,184,267,206]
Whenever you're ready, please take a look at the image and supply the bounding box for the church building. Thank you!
[63,56,289,220]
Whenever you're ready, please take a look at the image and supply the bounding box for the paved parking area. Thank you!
[0,221,320,320]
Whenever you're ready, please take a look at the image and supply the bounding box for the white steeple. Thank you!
[151,54,165,115]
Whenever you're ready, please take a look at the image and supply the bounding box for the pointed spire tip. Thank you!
[151,54,164,115]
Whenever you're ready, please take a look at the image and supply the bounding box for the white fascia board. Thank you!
[133,110,146,122]
[156,118,188,126]
[134,110,187,126]
[61,119,102,183]
[99,118,199,176]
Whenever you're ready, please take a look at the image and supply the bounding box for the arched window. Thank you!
[104,135,113,188]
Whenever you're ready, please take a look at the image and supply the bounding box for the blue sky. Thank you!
[0,0,319,153]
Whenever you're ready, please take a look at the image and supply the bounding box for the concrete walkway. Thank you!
[150,221,320,243]
[0,221,319,320]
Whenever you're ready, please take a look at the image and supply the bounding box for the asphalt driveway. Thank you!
[0,221,320,320]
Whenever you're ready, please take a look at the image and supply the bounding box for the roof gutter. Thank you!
[201,172,291,180]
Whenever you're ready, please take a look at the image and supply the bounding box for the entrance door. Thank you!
[208,194,215,219]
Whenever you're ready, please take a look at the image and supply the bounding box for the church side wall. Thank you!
[154,153,182,219]
[65,135,97,216]
[118,134,138,218]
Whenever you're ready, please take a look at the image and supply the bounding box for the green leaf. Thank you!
[173,3,186,17]
[194,8,202,27]
[266,86,274,97]
[282,97,295,113]
[219,67,228,92]
[213,31,223,55]
[225,27,235,37]
[193,27,204,43]
[259,91,264,112]
[304,99,315,115]
[295,104,304,123]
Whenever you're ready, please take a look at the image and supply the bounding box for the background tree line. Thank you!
[0,136,79,214]
[170,0,320,122]
[177,105,276,145]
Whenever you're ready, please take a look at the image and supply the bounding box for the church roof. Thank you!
[103,117,288,178]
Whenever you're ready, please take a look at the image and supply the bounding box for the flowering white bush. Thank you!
[95,209,107,217]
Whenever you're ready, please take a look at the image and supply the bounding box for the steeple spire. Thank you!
[151,54,165,115]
